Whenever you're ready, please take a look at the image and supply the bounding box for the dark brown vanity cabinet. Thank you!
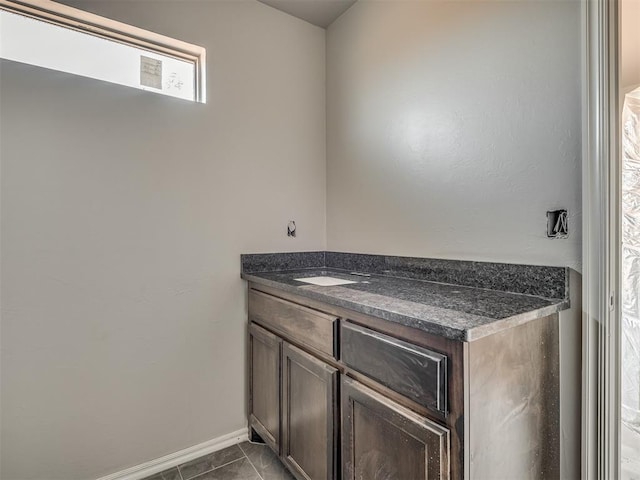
[247,283,560,480]
[342,377,450,480]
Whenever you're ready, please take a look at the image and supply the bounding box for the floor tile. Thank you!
[178,445,245,480]
[143,467,182,480]
[238,441,295,480]
[192,457,259,480]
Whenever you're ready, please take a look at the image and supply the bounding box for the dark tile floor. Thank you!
[143,441,294,480]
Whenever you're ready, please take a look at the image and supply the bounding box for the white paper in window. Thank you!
[140,55,162,89]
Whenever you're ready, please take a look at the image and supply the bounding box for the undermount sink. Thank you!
[294,276,357,286]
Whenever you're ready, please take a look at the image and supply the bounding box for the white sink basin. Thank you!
[294,276,357,286]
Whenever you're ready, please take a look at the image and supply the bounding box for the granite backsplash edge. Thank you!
[241,251,569,301]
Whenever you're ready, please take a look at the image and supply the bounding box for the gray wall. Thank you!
[0,1,326,479]
[325,2,582,478]
[326,0,582,272]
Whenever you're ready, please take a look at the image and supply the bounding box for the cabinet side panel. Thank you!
[468,314,560,479]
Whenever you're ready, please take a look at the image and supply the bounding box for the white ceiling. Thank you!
[257,0,356,28]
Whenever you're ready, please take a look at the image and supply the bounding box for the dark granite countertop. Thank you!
[241,252,570,342]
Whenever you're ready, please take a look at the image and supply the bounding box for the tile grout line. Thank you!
[243,454,265,480]
[237,442,265,480]
[237,441,246,457]
[181,453,247,480]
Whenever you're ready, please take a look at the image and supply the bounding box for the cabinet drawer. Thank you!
[340,321,448,415]
[249,289,338,357]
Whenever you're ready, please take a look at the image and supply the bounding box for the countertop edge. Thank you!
[242,272,568,343]
[464,300,569,341]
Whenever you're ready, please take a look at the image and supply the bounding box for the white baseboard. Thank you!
[96,428,249,480]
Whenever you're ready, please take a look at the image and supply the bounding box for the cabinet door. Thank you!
[249,322,281,453]
[342,377,450,480]
[282,343,338,480]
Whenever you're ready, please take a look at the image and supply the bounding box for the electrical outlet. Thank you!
[287,220,296,238]
[547,210,568,238]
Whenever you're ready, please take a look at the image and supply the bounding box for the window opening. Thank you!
[0,0,206,103]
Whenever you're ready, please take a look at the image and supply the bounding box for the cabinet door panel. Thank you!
[249,323,281,453]
[282,343,338,480]
[342,377,450,480]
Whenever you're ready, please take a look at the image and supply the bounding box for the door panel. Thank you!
[282,342,338,480]
[249,322,281,453]
[342,377,450,480]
